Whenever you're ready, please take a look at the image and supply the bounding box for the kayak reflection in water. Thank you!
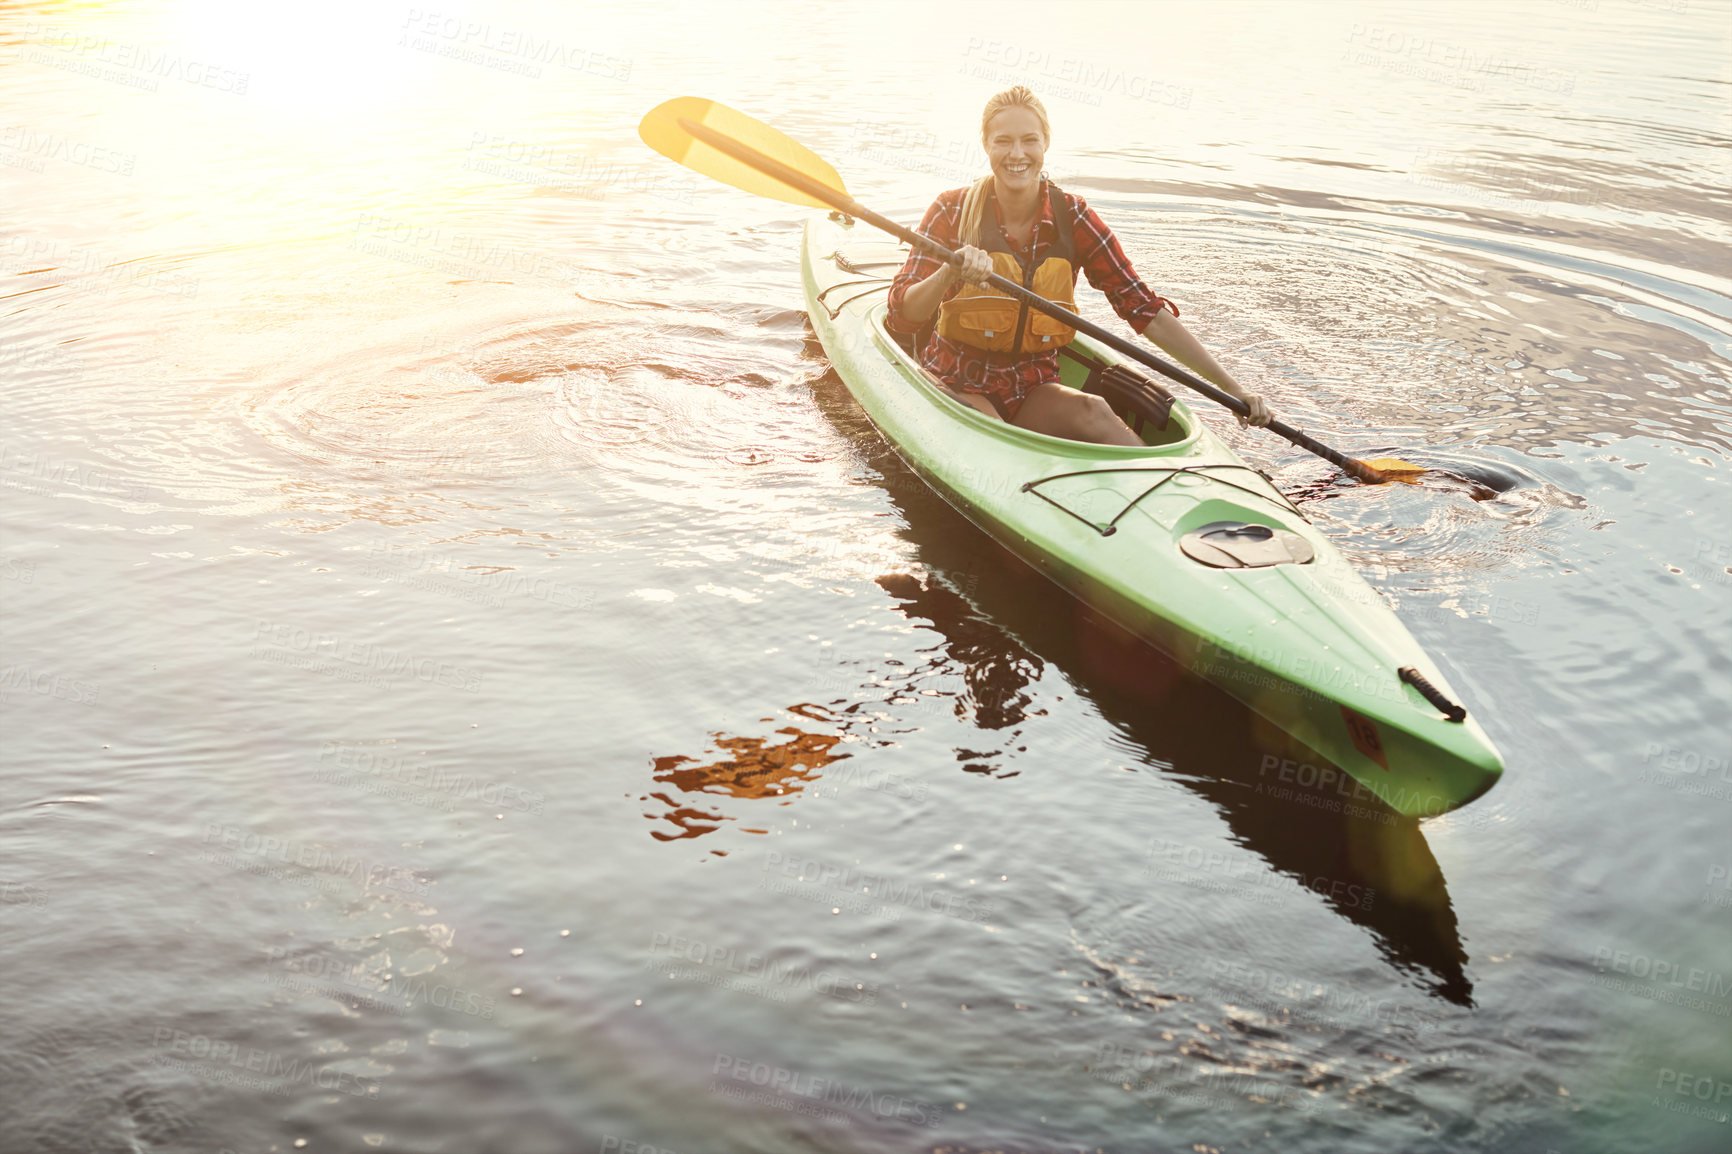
[887,85,1273,446]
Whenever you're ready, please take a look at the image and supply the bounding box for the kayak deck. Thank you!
[802,213,1502,818]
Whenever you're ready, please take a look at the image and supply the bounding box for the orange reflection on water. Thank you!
[643,724,848,841]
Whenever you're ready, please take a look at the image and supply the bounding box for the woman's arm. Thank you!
[887,192,967,335]
[1140,310,1272,427]
[895,246,990,326]
[1069,191,1273,428]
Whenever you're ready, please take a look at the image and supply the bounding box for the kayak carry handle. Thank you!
[1399,666,1466,723]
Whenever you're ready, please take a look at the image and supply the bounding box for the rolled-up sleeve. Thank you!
[1071,194,1180,332]
[886,193,961,335]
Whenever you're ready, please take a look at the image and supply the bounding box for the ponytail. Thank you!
[957,175,993,249]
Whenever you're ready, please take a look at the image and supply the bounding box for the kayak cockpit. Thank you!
[865,305,1200,453]
[821,239,1194,451]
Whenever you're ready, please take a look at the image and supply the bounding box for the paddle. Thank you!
[639,97,1421,484]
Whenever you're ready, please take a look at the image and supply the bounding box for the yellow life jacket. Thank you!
[937,180,1078,355]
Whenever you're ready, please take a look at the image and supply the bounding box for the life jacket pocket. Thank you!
[939,255,1076,353]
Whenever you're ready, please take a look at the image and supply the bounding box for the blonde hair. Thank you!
[959,86,1052,247]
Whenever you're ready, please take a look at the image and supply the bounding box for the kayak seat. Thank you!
[1058,347,1175,438]
[1180,521,1315,568]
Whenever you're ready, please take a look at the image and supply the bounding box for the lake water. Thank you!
[3,1,1729,1151]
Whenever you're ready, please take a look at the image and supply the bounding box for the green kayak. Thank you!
[801,211,1502,819]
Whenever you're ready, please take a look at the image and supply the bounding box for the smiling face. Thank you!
[983,105,1046,198]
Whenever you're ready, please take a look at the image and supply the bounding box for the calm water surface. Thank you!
[3,2,1729,1151]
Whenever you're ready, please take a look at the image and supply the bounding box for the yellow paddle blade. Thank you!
[638,97,847,210]
[1361,457,1427,483]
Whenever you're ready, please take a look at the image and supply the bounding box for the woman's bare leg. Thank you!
[923,369,1004,421]
[949,390,1003,421]
[1012,382,1143,446]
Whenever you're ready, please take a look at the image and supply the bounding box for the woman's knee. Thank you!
[1075,393,1120,432]
[1074,394,1142,445]
[1014,385,1132,444]
[1084,393,1117,422]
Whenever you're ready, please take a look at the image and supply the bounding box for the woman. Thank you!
[887,86,1271,446]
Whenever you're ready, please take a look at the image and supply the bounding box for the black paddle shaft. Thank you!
[676,116,1385,483]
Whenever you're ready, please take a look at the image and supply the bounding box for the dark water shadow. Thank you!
[806,370,1475,1006]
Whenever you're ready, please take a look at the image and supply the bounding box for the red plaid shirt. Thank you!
[886,181,1178,409]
